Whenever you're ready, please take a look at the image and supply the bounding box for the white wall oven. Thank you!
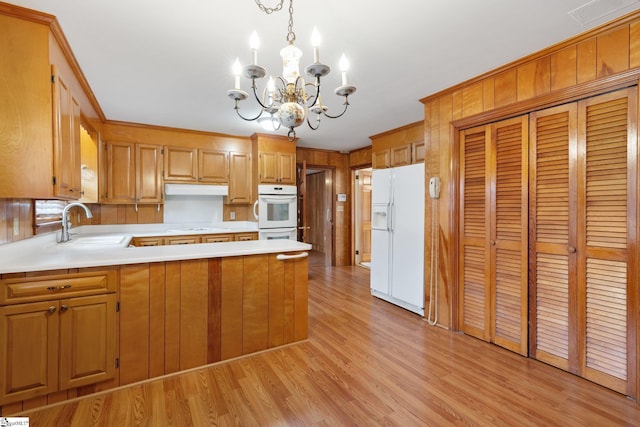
[255,184,297,240]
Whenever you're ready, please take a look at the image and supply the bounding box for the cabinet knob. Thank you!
[568,246,576,253]
[48,306,57,313]
[61,284,72,289]
[47,286,58,291]
[490,240,496,246]
[60,305,69,312]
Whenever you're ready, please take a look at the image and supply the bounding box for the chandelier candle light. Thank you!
[226,0,356,140]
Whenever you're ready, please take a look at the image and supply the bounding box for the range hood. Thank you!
[164,183,228,196]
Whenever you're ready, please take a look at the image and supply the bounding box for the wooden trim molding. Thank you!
[0,2,55,25]
[420,9,640,104]
[451,69,640,130]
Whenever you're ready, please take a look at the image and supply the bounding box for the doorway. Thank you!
[297,164,335,267]
[354,168,372,267]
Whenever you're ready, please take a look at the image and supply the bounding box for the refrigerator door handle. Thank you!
[389,203,395,232]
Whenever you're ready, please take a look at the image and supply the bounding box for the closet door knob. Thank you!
[568,246,576,253]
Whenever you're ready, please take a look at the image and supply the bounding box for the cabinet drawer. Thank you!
[0,270,117,305]
[202,234,234,243]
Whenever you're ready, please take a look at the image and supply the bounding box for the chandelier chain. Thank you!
[287,0,295,43]
[254,0,284,14]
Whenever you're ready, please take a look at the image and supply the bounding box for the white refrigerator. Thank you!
[370,163,425,316]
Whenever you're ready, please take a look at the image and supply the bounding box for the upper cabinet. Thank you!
[103,141,162,204]
[164,146,229,184]
[52,65,81,198]
[227,151,252,204]
[370,121,425,169]
[251,134,296,185]
[0,13,102,200]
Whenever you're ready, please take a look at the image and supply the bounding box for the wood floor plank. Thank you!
[17,251,640,425]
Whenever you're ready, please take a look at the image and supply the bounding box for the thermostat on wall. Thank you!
[337,193,347,202]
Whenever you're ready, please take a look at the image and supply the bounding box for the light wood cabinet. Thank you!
[234,232,258,241]
[228,152,252,204]
[370,121,425,169]
[372,149,391,169]
[0,271,117,405]
[202,234,234,243]
[164,146,197,181]
[130,237,163,247]
[164,146,230,184]
[104,141,162,204]
[52,65,82,199]
[252,134,297,185]
[199,149,229,183]
[259,151,295,184]
[130,232,258,246]
[165,235,201,245]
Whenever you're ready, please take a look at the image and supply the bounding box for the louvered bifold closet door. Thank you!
[490,117,529,355]
[459,116,528,354]
[578,88,637,396]
[460,125,490,341]
[529,103,576,372]
[530,87,638,397]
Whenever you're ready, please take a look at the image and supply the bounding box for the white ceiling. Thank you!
[7,0,640,151]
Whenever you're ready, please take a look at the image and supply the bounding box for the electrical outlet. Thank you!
[230,211,236,220]
[13,217,19,237]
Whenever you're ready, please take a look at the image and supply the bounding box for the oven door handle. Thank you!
[261,195,296,203]
[253,200,259,220]
[276,252,309,261]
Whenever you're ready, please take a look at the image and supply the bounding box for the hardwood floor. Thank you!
[19,251,640,426]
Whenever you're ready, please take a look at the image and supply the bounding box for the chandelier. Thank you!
[226,0,356,140]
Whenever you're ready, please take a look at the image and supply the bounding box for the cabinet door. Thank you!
[199,149,228,183]
[259,151,279,183]
[165,236,201,245]
[164,146,197,181]
[58,294,117,390]
[52,65,81,199]
[202,234,233,243]
[0,301,59,405]
[234,232,258,241]
[412,141,425,163]
[278,152,296,184]
[372,149,390,169]
[136,144,163,203]
[105,141,136,203]
[131,237,164,247]
[390,144,411,167]
[228,152,252,204]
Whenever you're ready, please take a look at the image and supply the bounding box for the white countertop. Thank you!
[0,223,310,274]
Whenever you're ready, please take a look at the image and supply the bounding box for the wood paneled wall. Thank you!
[420,10,640,329]
[0,200,33,244]
[349,146,372,168]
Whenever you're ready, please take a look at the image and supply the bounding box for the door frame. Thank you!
[297,164,336,266]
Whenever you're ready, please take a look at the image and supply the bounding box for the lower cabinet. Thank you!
[118,253,308,386]
[0,293,116,405]
[0,252,307,413]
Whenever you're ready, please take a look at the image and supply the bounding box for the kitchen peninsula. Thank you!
[0,225,310,413]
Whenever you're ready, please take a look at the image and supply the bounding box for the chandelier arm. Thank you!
[304,80,320,108]
[251,81,273,110]
[233,104,265,122]
[322,97,351,119]
[306,114,321,131]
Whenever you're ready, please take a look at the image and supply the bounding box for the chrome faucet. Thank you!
[59,202,93,243]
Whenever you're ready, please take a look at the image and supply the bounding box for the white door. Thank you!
[390,164,425,310]
[370,169,392,294]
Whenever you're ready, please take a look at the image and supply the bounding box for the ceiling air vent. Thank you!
[569,0,639,25]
